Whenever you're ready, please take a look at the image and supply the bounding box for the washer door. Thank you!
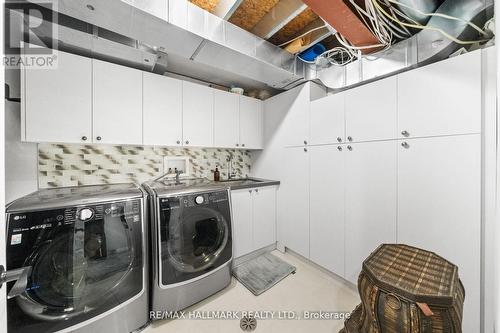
[158,192,232,286]
[167,206,228,273]
[6,200,144,332]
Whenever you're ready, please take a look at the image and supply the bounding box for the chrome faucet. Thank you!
[227,155,236,180]
[175,170,184,184]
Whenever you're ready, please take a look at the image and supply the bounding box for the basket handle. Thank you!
[385,293,402,310]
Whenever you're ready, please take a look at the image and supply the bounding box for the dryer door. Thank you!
[6,200,144,333]
[158,190,232,286]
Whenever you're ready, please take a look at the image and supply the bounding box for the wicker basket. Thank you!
[340,244,465,333]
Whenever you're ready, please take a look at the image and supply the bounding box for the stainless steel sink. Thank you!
[218,178,263,186]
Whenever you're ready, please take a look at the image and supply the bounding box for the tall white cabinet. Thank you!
[93,59,143,145]
[309,145,345,276]
[278,147,309,258]
[22,50,92,143]
[143,73,183,146]
[397,134,481,330]
[344,141,397,284]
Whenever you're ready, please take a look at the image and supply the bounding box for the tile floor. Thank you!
[145,250,360,333]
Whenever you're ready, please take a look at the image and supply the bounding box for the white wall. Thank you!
[5,69,38,203]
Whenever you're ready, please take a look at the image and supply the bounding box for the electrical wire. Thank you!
[371,0,490,45]
[384,0,488,36]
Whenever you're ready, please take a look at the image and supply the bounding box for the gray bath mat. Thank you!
[232,253,296,296]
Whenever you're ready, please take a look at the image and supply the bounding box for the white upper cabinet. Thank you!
[22,50,92,143]
[344,140,397,284]
[182,81,214,147]
[310,93,345,145]
[309,145,345,277]
[93,59,143,145]
[143,73,183,146]
[345,76,397,143]
[397,134,481,332]
[398,50,481,138]
[214,90,239,148]
[239,95,263,149]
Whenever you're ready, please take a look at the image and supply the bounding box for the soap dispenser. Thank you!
[214,167,220,181]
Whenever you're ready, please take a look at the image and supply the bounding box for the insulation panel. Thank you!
[190,0,222,13]
[228,0,280,31]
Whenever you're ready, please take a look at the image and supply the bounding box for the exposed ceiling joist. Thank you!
[301,0,381,53]
[213,0,244,19]
[251,0,307,39]
[294,18,333,52]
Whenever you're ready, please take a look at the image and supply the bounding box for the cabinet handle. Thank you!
[176,140,181,144]
[304,147,308,152]
[401,130,410,137]
[347,136,353,142]
[236,143,239,147]
[96,136,102,141]
[304,140,308,145]
[347,145,352,151]
[255,189,259,193]
[242,144,245,147]
[337,137,342,143]
[401,142,410,149]
[337,146,343,151]
[81,136,87,141]
[185,140,189,145]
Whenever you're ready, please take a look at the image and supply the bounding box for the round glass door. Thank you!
[16,206,134,321]
[167,206,229,273]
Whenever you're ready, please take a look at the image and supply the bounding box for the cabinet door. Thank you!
[231,189,253,258]
[182,81,214,147]
[397,135,481,332]
[93,60,142,145]
[143,73,183,146]
[310,93,345,145]
[23,50,92,143]
[309,145,345,277]
[239,95,263,149]
[344,141,397,284]
[252,186,276,250]
[283,83,310,147]
[344,76,397,142]
[277,147,309,258]
[398,51,481,138]
[214,90,239,148]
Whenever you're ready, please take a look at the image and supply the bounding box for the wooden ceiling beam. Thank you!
[213,0,244,19]
[301,0,381,53]
[251,0,307,39]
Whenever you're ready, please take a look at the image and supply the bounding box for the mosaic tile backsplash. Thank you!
[38,144,252,188]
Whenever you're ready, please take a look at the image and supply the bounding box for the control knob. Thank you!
[195,196,205,205]
[77,208,94,221]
